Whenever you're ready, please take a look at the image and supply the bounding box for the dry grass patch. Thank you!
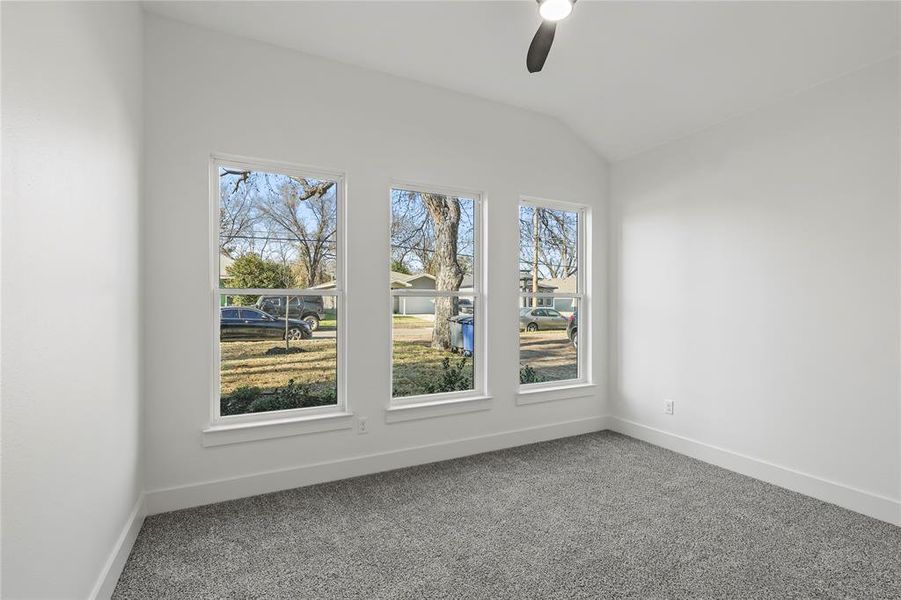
[220,339,337,396]
[392,315,434,328]
[519,331,578,382]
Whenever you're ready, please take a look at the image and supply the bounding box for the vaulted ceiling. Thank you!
[144,1,899,160]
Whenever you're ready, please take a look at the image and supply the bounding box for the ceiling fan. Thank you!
[527,0,576,73]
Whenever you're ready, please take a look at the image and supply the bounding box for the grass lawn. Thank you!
[519,331,578,382]
[318,314,429,331]
[220,337,472,401]
[220,339,337,397]
[318,309,338,330]
[220,318,575,404]
[392,340,473,397]
[392,315,433,328]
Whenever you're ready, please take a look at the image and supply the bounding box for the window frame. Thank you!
[517,196,590,392]
[388,181,487,408]
[209,154,348,426]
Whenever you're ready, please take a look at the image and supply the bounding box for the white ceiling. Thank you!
[143,1,899,161]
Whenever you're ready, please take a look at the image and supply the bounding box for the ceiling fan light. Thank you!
[539,0,572,22]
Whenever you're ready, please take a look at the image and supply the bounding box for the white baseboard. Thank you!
[145,415,611,515]
[88,493,146,600]
[608,417,901,526]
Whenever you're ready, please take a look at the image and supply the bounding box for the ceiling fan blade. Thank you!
[526,20,557,73]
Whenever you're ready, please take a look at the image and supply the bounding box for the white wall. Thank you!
[610,58,900,521]
[143,16,606,504]
[1,2,144,598]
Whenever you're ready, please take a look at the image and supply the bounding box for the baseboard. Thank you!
[608,417,901,526]
[88,493,146,600]
[145,415,611,515]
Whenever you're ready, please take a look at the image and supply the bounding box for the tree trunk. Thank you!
[423,194,463,350]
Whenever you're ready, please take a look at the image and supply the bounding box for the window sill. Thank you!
[516,383,596,406]
[386,395,492,423]
[202,411,354,447]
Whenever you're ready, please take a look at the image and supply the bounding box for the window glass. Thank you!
[219,293,339,416]
[219,168,338,288]
[391,296,475,398]
[216,162,342,418]
[390,187,480,401]
[518,201,584,387]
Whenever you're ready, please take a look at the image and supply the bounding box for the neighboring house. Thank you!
[458,273,474,295]
[518,272,556,308]
[391,271,436,314]
[518,272,577,313]
[541,276,578,313]
[220,253,234,306]
[315,271,440,314]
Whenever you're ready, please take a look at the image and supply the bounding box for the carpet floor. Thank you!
[114,432,901,599]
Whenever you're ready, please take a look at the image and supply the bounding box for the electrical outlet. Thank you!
[663,399,674,415]
[356,416,369,434]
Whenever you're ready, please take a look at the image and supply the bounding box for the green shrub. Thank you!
[225,253,295,305]
[519,364,546,385]
[424,357,472,394]
[220,386,262,416]
[248,394,301,413]
[221,380,338,416]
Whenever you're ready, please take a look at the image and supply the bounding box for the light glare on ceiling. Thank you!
[539,0,573,22]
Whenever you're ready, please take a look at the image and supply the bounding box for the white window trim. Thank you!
[385,395,492,424]
[387,181,488,412]
[517,196,591,397]
[202,411,354,447]
[209,154,349,433]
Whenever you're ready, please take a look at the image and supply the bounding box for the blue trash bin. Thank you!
[459,315,474,356]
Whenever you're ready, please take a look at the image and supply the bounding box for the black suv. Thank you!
[566,311,578,347]
[256,295,325,330]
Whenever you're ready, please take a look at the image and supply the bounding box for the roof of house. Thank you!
[540,276,577,294]
[391,271,435,287]
[310,271,437,291]
[518,273,578,294]
[519,274,557,291]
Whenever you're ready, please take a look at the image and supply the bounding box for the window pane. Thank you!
[519,296,579,385]
[219,294,338,415]
[219,167,338,289]
[392,296,475,398]
[390,189,476,292]
[518,205,579,296]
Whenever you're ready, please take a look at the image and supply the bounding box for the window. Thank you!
[213,157,344,422]
[518,199,587,388]
[390,185,483,403]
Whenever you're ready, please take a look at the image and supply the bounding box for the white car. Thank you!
[519,307,569,331]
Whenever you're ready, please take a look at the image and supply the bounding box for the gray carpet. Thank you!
[114,432,901,599]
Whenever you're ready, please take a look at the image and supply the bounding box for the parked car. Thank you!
[256,295,325,330]
[567,311,578,347]
[220,307,312,341]
[519,307,569,331]
[458,298,474,315]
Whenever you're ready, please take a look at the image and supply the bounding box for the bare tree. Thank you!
[219,170,337,287]
[520,206,578,308]
[259,182,337,287]
[218,175,255,258]
[537,209,577,278]
[391,190,436,274]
